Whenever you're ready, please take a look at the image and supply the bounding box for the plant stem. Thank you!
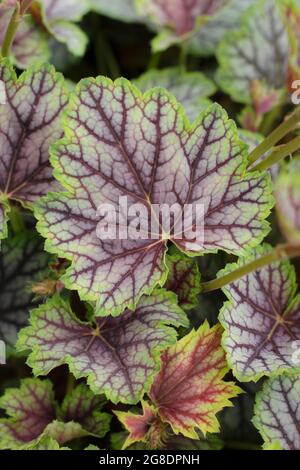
[201,244,300,294]
[9,203,25,234]
[250,135,300,172]
[248,107,300,166]
[1,2,21,58]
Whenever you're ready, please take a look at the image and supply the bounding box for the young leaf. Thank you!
[0,60,68,242]
[36,0,90,57]
[148,321,241,438]
[25,436,70,450]
[114,401,158,449]
[253,374,300,450]
[165,250,201,310]
[217,0,290,106]
[17,291,188,404]
[134,67,216,122]
[0,233,50,350]
[0,2,50,69]
[219,244,300,382]
[35,78,272,316]
[60,383,111,437]
[90,0,141,23]
[275,157,300,242]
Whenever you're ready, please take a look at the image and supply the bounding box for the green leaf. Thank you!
[253,374,300,450]
[219,244,300,382]
[165,250,201,310]
[275,156,300,242]
[217,0,290,105]
[134,67,216,122]
[0,233,50,350]
[17,292,188,404]
[90,0,141,23]
[0,59,68,243]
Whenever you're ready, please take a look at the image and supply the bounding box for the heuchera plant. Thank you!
[0,0,300,452]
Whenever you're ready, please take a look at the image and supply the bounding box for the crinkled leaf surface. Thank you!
[0,2,50,68]
[0,233,50,350]
[17,292,188,404]
[91,0,141,23]
[60,383,111,437]
[149,321,241,438]
[217,0,290,104]
[35,77,272,316]
[0,60,67,240]
[138,0,227,36]
[253,374,300,450]
[165,250,201,310]
[275,157,300,242]
[134,67,216,121]
[25,436,70,450]
[219,244,300,382]
[188,0,254,57]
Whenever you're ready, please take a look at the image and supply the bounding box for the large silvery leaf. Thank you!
[275,157,300,242]
[35,77,272,316]
[0,2,50,69]
[165,250,201,310]
[90,0,141,23]
[219,244,300,382]
[188,0,255,57]
[37,0,90,57]
[0,233,50,350]
[217,0,290,105]
[253,374,300,450]
[134,68,216,122]
[17,292,188,404]
[0,60,68,242]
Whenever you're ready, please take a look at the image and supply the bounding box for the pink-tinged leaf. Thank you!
[17,292,188,404]
[0,378,109,449]
[253,374,300,450]
[35,77,272,316]
[138,0,227,36]
[165,250,200,310]
[219,244,300,382]
[275,157,300,243]
[148,321,241,438]
[217,0,290,106]
[0,59,68,240]
[0,233,50,350]
[0,3,50,68]
[0,378,56,449]
[60,383,111,437]
[114,401,158,449]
